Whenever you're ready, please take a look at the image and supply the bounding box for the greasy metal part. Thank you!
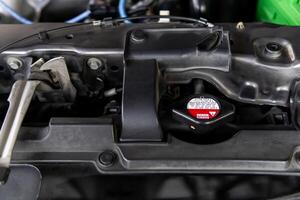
[39,57,76,101]
[0,80,40,168]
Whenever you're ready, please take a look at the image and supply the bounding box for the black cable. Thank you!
[113,15,213,27]
[0,15,213,53]
[0,22,93,53]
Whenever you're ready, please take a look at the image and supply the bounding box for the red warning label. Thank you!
[187,97,220,120]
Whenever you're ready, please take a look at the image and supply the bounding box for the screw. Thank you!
[87,58,103,70]
[99,151,116,167]
[6,57,23,70]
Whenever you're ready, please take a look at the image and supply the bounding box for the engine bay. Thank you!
[1,0,300,200]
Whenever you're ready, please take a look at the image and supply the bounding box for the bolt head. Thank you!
[87,58,103,70]
[265,42,282,58]
[7,57,22,70]
[131,30,147,43]
[265,42,282,53]
[99,151,116,167]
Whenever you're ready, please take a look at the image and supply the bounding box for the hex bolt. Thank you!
[87,58,103,70]
[99,151,116,167]
[6,57,23,70]
[265,42,282,58]
[131,30,147,43]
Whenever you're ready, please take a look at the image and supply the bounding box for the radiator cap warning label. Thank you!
[187,97,220,120]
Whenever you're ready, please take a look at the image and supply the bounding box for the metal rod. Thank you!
[0,80,40,168]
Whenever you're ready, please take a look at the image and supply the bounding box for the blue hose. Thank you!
[0,0,32,24]
[0,0,91,24]
[118,0,127,18]
[118,0,131,23]
[65,10,91,23]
